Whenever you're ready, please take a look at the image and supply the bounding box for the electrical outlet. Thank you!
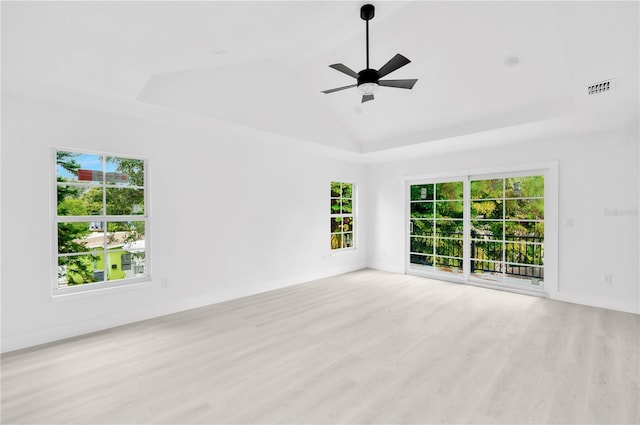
[161,278,169,288]
[602,274,613,285]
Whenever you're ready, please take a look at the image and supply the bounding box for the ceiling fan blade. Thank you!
[377,54,411,78]
[321,84,357,94]
[362,94,375,103]
[329,63,359,79]
[379,79,418,89]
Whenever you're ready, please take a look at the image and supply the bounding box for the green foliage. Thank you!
[330,182,341,197]
[436,182,463,200]
[56,151,80,177]
[107,157,144,186]
[411,184,434,201]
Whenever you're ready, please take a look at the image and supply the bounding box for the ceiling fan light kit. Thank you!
[322,3,418,103]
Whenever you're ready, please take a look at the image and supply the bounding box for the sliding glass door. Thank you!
[408,173,545,291]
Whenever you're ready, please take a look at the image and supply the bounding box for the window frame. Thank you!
[330,181,356,252]
[51,148,151,296]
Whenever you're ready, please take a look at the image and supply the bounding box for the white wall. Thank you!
[2,90,638,353]
[367,128,639,314]
[1,92,368,352]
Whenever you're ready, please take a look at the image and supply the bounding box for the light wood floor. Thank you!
[2,269,639,424]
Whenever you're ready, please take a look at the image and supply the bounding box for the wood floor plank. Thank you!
[2,269,638,424]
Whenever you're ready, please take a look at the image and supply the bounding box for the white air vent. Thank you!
[587,79,616,95]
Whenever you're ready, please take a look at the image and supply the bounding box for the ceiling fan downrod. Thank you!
[361,4,375,70]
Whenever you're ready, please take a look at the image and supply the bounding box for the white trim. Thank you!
[52,278,152,298]
[403,161,559,183]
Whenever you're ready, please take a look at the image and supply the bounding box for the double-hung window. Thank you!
[53,149,149,294]
[330,181,355,250]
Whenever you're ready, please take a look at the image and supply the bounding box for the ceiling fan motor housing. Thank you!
[357,68,379,86]
[360,4,375,20]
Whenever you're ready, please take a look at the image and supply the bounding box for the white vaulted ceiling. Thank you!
[2,1,638,159]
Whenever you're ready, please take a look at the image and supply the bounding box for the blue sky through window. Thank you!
[57,153,117,181]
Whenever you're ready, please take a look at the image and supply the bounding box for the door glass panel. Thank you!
[470,176,544,288]
[410,236,433,255]
[409,182,463,274]
[411,219,433,235]
[411,184,434,201]
[411,201,433,218]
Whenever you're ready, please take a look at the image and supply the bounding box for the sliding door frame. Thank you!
[405,161,559,298]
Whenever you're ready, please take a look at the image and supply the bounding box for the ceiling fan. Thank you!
[322,4,418,103]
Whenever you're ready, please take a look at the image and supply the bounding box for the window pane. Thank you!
[506,242,544,266]
[471,200,502,219]
[58,222,104,254]
[471,240,503,261]
[504,264,544,282]
[410,253,434,267]
[410,236,434,254]
[106,188,145,215]
[411,184,434,201]
[435,220,463,238]
[331,182,341,197]
[435,238,463,258]
[506,199,544,220]
[342,217,353,232]
[436,182,463,200]
[411,202,433,218]
[341,198,353,214]
[57,152,103,184]
[330,233,343,249]
[330,198,340,214]
[435,256,463,272]
[341,183,353,199]
[344,233,354,248]
[411,219,433,235]
[330,217,343,233]
[471,260,504,282]
[58,252,105,286]
[506,176,544,198]
[57,185,103,216]
[471,221,504,240]
[436,201,463,218]
[105,157,144,187]
[505,221,544,238]
[106,221,145,247]
[107,250,147,280]
[471,179,503,199]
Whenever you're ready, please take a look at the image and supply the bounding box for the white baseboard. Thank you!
[1,263,368,354]
[367,263,405,274]
[550,292,639,315]
[4,264,635,353]
[0,307,171,354]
